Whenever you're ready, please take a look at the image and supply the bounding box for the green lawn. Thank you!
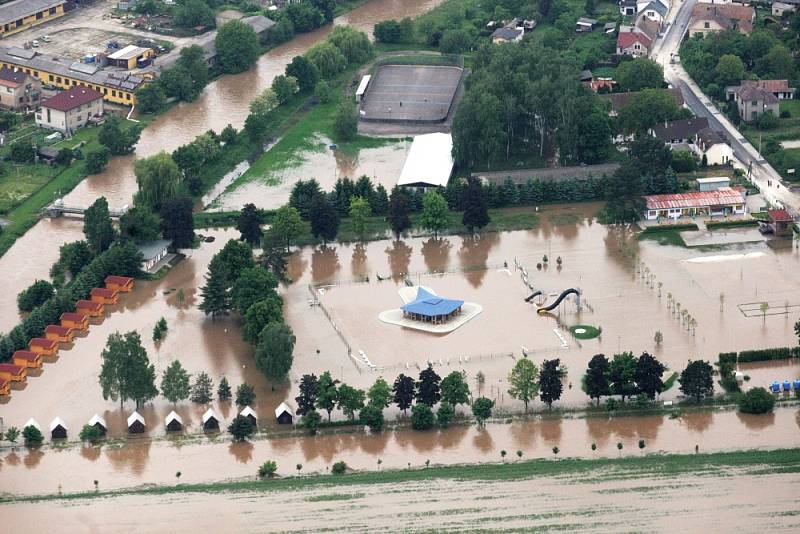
[0,164,57,214]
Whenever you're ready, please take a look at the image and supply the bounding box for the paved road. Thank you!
[650,0,800,218]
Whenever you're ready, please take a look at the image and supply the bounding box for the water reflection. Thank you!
[80,445,102,462]
[421,237,452,273]
[311,246,341,283]
[229,441,254,464]
[472,429,494,453]
[351,243,369,279]
[385,240,412,281]
[736,412,776,431]
[458,234,501,288]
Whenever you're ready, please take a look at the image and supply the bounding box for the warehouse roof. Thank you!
[398,133,454,188]
[645,188,745,210]
[0,0,64,25]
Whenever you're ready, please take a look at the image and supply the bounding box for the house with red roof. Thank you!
[767,209,793,236]
[0,66,41,111]
[0,363,26,382]
[616,30,652,57]
[76,299,104,317]
[13,350,43,369]
[35,85,103,135]
[91,287,119,305]
[105,275,134,293]
[29,337,58,356]
[60,312,88,331]
[45,324,75,343]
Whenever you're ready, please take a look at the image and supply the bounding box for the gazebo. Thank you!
[401,287,464,325]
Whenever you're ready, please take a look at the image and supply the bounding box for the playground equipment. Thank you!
[538,288,581,314]
[524,290,543,303]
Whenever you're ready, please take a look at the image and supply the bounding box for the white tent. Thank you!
[397,133,454,189]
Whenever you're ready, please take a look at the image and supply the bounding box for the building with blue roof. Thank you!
[401,287,464,324]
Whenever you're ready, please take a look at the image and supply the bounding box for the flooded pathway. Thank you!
[0,407,798,496]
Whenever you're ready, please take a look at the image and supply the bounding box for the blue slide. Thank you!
[537,289,579,314]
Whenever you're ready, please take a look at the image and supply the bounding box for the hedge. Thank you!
[706,219,759,230]
[640,223,699,234]
[719,347,800,365]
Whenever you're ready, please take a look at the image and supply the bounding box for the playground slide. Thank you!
[537,288,579,314]
[524,290,543,303]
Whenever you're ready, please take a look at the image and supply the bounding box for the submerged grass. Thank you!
[4,448,799,503]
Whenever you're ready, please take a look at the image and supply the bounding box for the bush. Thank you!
[780,110,791,119]
[257,460,277,478]
[411,403,435,430]
[86,146,111,175]
[756,111,779,130]
[738,387,775,414]
[10,142,35,163]
[301,409,322,435]
[671,150,696,172]
[23,425,43,446]
[331,460,347,474]
[17,279,55,312]
[436,402,454,427]
[359,404,384,432]
[719,347,800,364]
[79,424,104,443]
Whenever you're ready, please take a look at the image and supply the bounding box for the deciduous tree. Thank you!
[337,383,365,420]
[539,358,563,408]
[215,20,260,74]
[84,197,116,255]
[237,203,264,246]
[392,373,415,414]
[296,374,319,416]
[440,371,470,406]
[584,353,610,404]
[254,322,295,381]
[316,371,340,420]
[634,352,666,400]
[508,357,539,412]
[416,365,441,406]
[420,190,449,238]
[678,359,714,402]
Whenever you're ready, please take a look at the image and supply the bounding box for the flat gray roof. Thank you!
[0,0,64,26]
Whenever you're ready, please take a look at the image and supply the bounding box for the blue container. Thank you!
[770,381,781,393]
[793,379,800,391]
[783,380,791,392]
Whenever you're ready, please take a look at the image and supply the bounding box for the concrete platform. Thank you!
[378,302,483,333]
[680,227,766,247]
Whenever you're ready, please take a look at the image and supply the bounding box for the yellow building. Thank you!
[0,0,66,38]
[107,45,154,70]
[0,46,144,106]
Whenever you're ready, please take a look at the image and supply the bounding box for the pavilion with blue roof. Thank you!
[401,287,464,324]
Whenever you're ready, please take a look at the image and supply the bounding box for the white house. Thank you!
[638,0,668,25]
[36,85,104,135]
[136,239,170,274]
[695,127,733,166]
[643,188,746,220]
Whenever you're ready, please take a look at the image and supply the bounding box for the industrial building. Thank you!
[0,0,67,38]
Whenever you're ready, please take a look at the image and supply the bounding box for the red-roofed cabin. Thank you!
[0,377,9,395]
[13,350,42,369]
[0,363,26,382]
[768,209,793,237]
[105,276,134,293]
[46,324,75,343]
[29,337,58,356]
[76,299,104,317]
[60,312,88,331]
[91,287,119,305]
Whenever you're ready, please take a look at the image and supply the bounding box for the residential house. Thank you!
[638,0,668,26]
[616,30,653,57]
[36,86,104,135]
[695,127,733,165]
[643,188,746,220]
[90,287,119,305]
[105,276,134,292]
[634,16,661,42]
[726,79,796,102]
[688,4,755,36]
[29,337,58,356]
[649,117,709,145]
[732,85,779,122]
[491,26,523,44]
[619,0,637,16]
[60,312,88,331]
[12,350,42,369]
[0,0,67,38]
[44,324,75,343]
[772,1,796,17]
[137,239,171,274]
[575,17,598,32]
[0,66,41,111]
[76,299,104,317]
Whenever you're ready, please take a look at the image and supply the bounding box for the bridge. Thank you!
[42,199,129,219]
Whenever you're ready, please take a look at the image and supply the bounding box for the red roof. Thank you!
[13,351,40,362]
[91,287,117,298]
[46,325,73,336]
[768,209,793,223]
[105,275,133,286]
[60,312,86,322]
[76,299,102,310]
[617,31,651,50]
[30,338,57,349]
[645,188,745,210]
[0,363,25,374]
[42,86,103,112]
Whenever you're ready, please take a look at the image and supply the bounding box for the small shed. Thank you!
[50,417,68,439]
[240,406,257,426]
[274,402,295,425]
[87,414,107,435]
[13,350,42,369]
[768,209,793,237]
[576,17,597,32]
[76,299,104,317]
[165,410,184,432]
[24,418,41,432]
[202,408,220,431]
[0,363,26,382]
[29,337,58,356]
[45,324,75,343]
[90,287,119,305]
[60,312,89,331]
[696,176,730,192]
[355,74,371,103]
[105,275,134,293]
[127,411,146,434]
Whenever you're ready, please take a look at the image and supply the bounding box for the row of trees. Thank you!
[198,239,296,382]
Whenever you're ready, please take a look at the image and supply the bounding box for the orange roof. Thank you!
[105,275,133,285]
[30,338,57,349]
[13,351,40,362]
[60,312,86,322]
[645,188,745,210]
[0,363,25,374]
[76,299,102,310]
[768,209,793,223]
[46,324,72,335]
[91,287,117,298]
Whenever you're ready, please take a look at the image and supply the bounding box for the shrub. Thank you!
[23,425,43,446]
[436,402,455,428]
[257,460,277,478]
[331,461,347,474]
[411,403,435,430]
[780,110,791,119]
[359,404,384,432]
[79,424,104,443]
[738,387,775,414]
[756,111,779,130]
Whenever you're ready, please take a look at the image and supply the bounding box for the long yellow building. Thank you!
[0,46,144,106]
[0,0,66,38]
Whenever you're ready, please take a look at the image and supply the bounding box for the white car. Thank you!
[31,40,39,48]
[41,35,51,43]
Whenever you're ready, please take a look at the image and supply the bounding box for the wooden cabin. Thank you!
[50,417,68,439]
[87,414,107,436]
[105,275,134,293]
[12,350,42,369]
[202,408,220,431]
[0,377,9,396]
[165,411,183,432]
[127,411,146,434]
[240,406,257,427]
[45,324,75,343]
[274,402,295,425]
[60,312,89,331]
[0,363,27,382]
[76,299,104,317]
[90,287,119,305]
[29,337,58,356]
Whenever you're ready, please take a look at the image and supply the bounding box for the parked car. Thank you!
[41,35,51,43]
[31,40,40,48]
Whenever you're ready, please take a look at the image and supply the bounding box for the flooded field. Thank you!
[0,408,798,496]
[211,137,409,211]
